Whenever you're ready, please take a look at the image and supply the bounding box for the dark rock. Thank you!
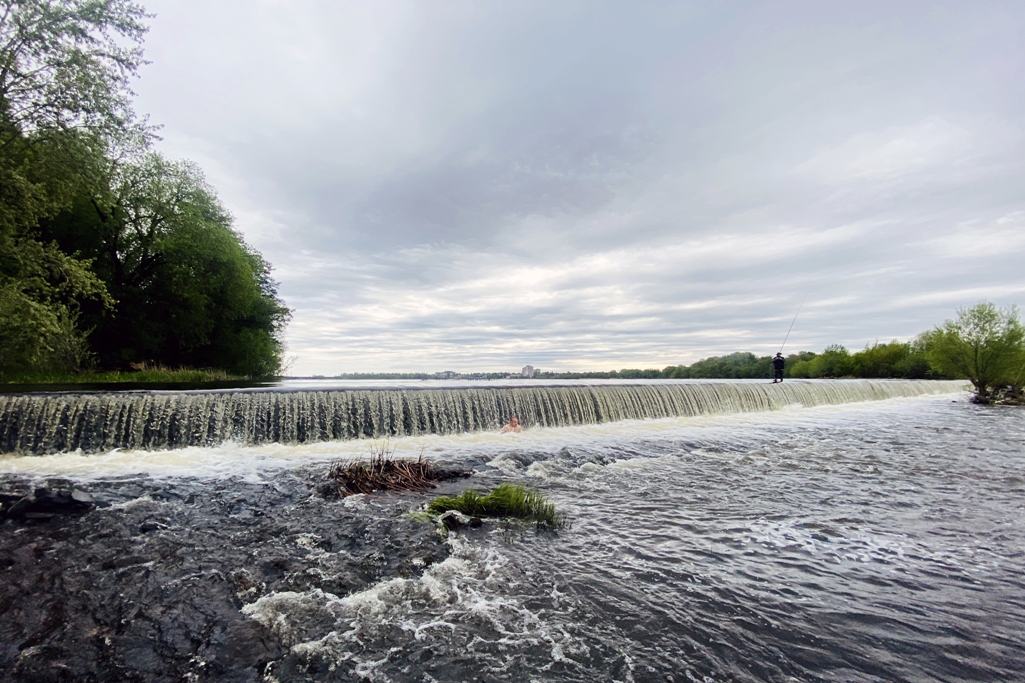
[219,619,285,669]
[5,494,34,519]
[469,517,483,528]
[433,467,473,482]
[0,471,452,681]
[100,554,151,570]
[3,487,95,520]
[438,509,472,529]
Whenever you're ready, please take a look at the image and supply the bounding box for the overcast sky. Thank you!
[133,1,1025,374]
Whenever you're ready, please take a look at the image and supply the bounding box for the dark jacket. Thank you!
[772,356,785,370]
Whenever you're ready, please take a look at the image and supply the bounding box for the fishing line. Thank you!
[778,299,805,355]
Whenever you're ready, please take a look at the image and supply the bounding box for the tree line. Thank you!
[0,0,290,382]
[539,303,1025,404]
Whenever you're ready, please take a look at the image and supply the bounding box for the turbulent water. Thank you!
[0,379,966,454]
[2,384,1023,682]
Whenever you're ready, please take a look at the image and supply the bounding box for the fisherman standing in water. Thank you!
[772,353,786,383]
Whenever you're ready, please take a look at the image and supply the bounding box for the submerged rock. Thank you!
[1,486,94,521]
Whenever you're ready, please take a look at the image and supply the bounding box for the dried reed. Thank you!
[329,443,436,497]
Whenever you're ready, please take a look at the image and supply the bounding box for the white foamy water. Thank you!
[0,379,967,455]
[0,391,968,481]
[242,537,579,683]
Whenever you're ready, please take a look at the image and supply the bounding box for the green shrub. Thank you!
[428,483,565,529]
[922,302,1025,401]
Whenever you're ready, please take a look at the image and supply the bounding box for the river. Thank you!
[1,384,1022,682]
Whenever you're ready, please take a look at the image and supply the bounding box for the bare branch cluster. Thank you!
[329,444,438,497]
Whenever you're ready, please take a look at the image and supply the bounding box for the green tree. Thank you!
[923,302,1025,401]
[0,0,147,378]
[0,0,149,140]
[789,344,852,378]
[42,153,291,375]
[0,126,113,377]
[1,3,291,379]
[847,340,931,379]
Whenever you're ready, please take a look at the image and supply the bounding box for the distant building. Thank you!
[521,365,536,378]
[434,370,460,379]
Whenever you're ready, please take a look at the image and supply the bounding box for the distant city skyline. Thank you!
[134,1,1025,374]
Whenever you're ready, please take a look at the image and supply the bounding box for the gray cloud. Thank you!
[133,0,1025,373]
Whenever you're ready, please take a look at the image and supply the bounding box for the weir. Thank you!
[0,380,967,455]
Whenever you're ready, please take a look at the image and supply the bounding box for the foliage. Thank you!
[922,302,1025,401]
[617,368,664,379]
[660,351,815,380]
[0,123,112,379]
[428,483,565,529]
[0,365,235,384]
[0,2,290,381]
[0,0,150,139]
[41,153,290,375]
[851,340,931,378]
[789,344,852,378]
[537,342,939,382]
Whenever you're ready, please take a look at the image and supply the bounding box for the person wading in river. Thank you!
[501,417,522,433]
[772,353,786,383]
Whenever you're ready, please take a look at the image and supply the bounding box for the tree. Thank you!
[789,344,852,378]
[41,152,291,375]
[0,126,113,377]
[848,340,931,379]
[0,2,291,379]
[923,302,1025,401]
[0,0,149,141]
[0,0,148,378]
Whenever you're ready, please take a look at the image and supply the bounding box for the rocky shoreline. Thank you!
[0,468,482,682]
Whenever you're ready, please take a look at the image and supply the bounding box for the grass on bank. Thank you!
[0,365,244,384]
[428,483,566,529]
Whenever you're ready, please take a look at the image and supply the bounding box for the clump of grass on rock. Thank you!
[428,483,565,529]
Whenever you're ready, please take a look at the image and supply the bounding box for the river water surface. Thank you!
[2,391,1023,682]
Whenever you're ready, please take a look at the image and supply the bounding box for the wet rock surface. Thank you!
[0,471,456,682]
[1,486,95,521]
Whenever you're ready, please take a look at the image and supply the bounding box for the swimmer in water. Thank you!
[501,417,522,433]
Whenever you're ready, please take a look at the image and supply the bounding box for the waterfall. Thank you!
[0,380,967,455]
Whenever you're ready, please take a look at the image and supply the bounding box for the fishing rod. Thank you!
[778,299,804,355]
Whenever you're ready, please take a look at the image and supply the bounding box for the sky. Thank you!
[132,1,1025,375]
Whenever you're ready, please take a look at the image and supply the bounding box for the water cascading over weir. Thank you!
[0,380,967,455]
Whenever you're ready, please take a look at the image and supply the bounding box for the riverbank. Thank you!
[0,367,247,384]
[0,367,278,395]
